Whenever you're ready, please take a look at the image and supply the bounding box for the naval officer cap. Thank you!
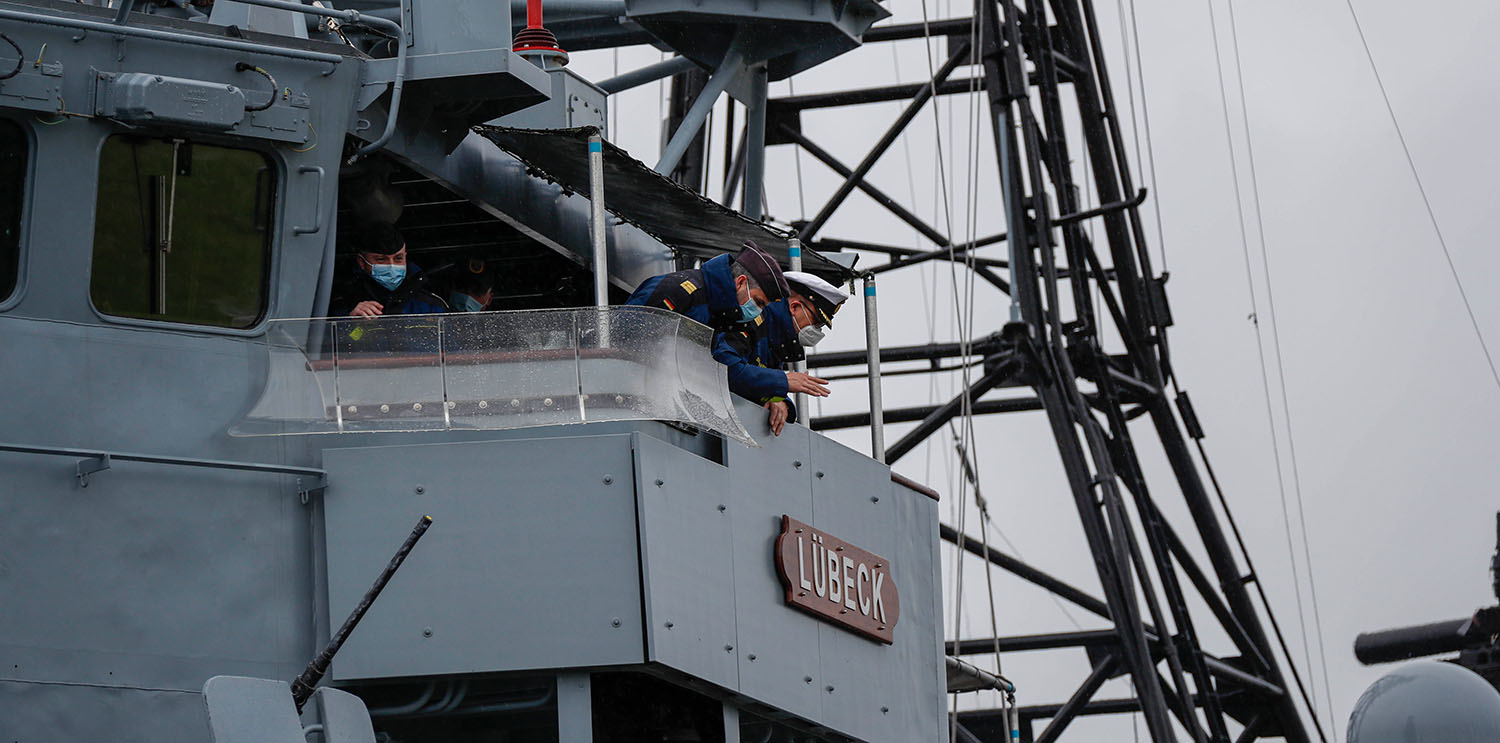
[784,270,848,327]
[340,222,406,255]
[733,241,790,302]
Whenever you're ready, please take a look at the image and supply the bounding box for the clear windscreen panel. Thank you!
[232,307,756,446]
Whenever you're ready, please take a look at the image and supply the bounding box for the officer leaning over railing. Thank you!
[625,241,834,435]
[625,240,787,332]
[714,271,847,435]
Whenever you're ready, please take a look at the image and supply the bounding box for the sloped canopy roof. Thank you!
[475,126,850,278]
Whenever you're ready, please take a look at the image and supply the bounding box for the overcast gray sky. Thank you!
[575,1,1500,738]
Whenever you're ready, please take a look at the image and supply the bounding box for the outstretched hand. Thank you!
[786,371,830,397]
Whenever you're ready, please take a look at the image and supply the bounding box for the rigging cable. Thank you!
[918,0,1007,730]
[787,76,808,221]
[1202,0,1324,729]
[1225,0,1335,728]
[1123,0,1169,268]
[887,38,946,484]
[914,8,969,739]
[1340,0,1500,397]
[1169,378,1331,743]
[956,430,1086,631]
[956,1,1010,713]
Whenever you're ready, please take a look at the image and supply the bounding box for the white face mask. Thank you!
[798,324,826,347]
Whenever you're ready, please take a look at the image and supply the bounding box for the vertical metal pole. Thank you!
[556,671,593,743]
[789,238,808,416]
[589,132,608,307]
[722,701,741,743]
[742,63,768,220]
[1008,697,1020,743]
[864,273,885,462]
[995,99,1023,324]
[589,131,610,358]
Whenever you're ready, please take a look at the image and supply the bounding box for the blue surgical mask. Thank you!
[369,263,406,290]
[740,299,762,322]
[451,292,485,313]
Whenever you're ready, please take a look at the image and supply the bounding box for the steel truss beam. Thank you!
[766,2,1321,742]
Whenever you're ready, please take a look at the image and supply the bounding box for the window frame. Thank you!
[0,115,35,313]
[86,128,286,337]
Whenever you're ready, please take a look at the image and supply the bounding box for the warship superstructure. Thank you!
[0,0,961,741]
[0,0,1326,741]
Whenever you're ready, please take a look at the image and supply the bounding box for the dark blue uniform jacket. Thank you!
[712,300,804,423]
[329,263,448,318]
[327,264,448,354]
[624,254,746,333]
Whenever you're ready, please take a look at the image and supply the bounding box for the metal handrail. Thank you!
[0,6,345,63]
[0,441,325,491]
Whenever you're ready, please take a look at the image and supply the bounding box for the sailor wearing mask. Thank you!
[714,270,848,436]
[329,223,447,318]
[625,241,789,332]
[449,258,494,313]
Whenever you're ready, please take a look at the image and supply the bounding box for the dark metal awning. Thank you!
[475,126,851,278]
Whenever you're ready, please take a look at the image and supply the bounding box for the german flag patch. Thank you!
[663,298,677,311]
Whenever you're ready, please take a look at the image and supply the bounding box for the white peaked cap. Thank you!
[783,270,849,327]
[783,271,847,306]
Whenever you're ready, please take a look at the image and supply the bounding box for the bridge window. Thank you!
[90,135,274,328]
[0,119,25,301]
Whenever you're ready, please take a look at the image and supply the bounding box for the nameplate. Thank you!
[774,515,900,644]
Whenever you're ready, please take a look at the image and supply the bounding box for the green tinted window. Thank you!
[0,120,25,301]
[91,136,274,328]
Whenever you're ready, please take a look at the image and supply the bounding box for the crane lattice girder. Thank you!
[754,1,1323,741]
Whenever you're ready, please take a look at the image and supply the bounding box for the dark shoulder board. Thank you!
[643,271,706,313]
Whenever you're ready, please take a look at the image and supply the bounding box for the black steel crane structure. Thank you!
[562,0,1327,740]
[783,3,1320,743]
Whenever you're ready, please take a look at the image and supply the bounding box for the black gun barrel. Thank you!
[291,514,433,711]
[1354,618,1471,665]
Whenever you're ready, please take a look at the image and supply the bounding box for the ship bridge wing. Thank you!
[477,126,852,279]
[231,306,756,446]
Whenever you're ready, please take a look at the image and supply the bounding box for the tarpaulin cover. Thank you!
[475,126,849,276]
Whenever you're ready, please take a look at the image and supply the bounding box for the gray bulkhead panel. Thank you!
[808,433,945,743]
[321,434,647,680]
[725,424,822,722]
[0,10,364,738]
[0,328,316,742]
[318,401,945,742]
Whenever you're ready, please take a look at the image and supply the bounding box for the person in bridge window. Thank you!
[329,223,447,318]
[448,258,495,313]
[624,240,788,333]
[714,271,847,436]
